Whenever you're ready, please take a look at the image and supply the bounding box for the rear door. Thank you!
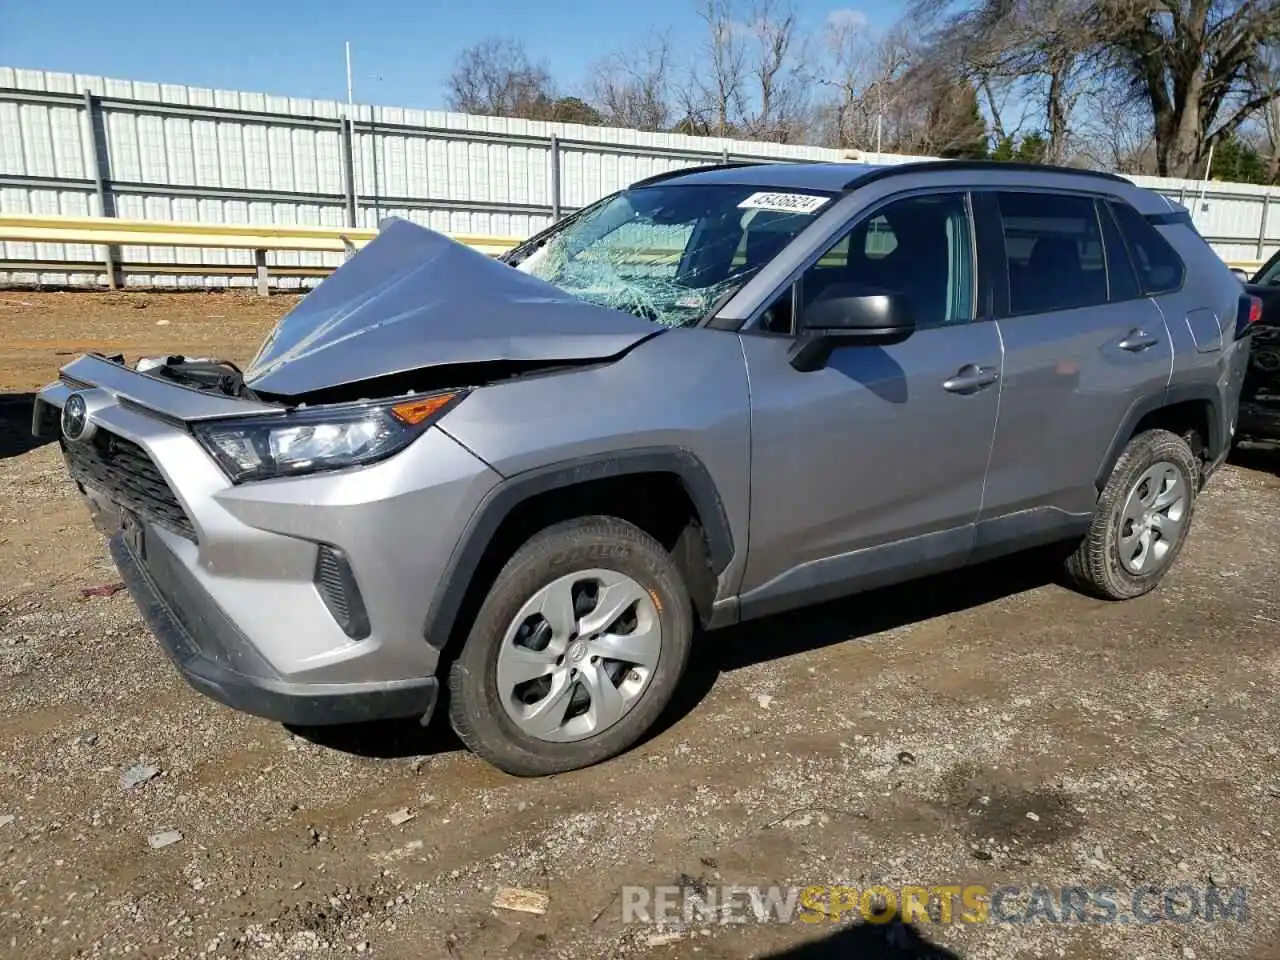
[976,190,1173,546]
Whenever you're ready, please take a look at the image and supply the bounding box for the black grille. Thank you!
[61,430,196,540]
[315,545,370,640]
[317,549,351,620]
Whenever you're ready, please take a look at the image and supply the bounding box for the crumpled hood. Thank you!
[244,218,663,398]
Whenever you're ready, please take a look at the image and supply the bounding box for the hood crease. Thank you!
[244,219,663,398]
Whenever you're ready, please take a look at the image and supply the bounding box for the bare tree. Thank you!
[673,0,808,141]
[913,0,1280,176]
[1104,0,1280,177]
[812,9,880,148]
[1074,79,1158,172]
[910,0,1098,164]
[677,0,748,135]
[588,35,675,131]
[1261,100,1280,178]
[445,37,557,119]
[743,0,808,141]
[888,66,991,157]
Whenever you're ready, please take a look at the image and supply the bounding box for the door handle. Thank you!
[942,364,1000,394]
[1117,329,1160,352]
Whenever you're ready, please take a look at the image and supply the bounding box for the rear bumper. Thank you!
[109,530,439,726]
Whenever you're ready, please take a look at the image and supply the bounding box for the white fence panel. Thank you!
[3,65,1280,288]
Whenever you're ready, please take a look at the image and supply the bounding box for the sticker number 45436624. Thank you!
[737,191,831,214]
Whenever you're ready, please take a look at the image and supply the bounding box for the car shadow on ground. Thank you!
[0,393,50,459]
[655,544,1072,743]
[760,915,962,959]
[293,544,1072,762]
[289,710,463,759]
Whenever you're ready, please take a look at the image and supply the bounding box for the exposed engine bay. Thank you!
[131,354,256,399]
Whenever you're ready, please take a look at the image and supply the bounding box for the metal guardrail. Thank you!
[0,82,814,282]
[0,214,519,294]
[5,76,1280,290]
[0,212,1266,292]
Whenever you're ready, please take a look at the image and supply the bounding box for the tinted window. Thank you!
[1097,199,1142,301]
[1108,201,1186,295]
[997,192,1109,315]
[762,193,972,334]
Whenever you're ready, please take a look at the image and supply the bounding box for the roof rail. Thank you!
[842,159,1131,191]
[630,160,776,187]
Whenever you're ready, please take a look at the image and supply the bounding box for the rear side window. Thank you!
[1108,201,1186,295]
[996,192,1110,315]
[1096,199,1142,302]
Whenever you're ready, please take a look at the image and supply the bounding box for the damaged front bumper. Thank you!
[106,527,439,726]
[35,354,503,727]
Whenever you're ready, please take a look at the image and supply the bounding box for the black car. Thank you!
[1238,256,1280,442]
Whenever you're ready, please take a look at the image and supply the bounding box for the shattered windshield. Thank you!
[512,183,835,328]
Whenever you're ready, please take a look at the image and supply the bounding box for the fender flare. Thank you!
[1094,384,1222,491]
[423,446,735,648]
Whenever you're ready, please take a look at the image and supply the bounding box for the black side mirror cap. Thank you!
[789,290,916,371]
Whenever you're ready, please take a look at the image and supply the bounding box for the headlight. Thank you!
[192,390,466,482]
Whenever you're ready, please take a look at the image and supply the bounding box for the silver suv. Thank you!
[35,161,1253,775]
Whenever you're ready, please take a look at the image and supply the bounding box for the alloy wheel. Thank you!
[495,569,662,743]
[1117,461,1188,575]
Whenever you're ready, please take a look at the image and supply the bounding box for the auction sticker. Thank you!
[738,192,831,214]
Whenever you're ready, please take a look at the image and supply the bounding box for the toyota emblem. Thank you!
[61,393,91,441]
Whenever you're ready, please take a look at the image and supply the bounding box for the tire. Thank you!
[448,516,693,776]
[1066,428,1199,600]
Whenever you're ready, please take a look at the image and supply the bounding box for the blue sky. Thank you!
[1,0,902,110]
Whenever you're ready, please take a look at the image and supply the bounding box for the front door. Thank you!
[738,191,1002,619]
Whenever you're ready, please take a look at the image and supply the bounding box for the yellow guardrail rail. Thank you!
[0,213,1268,291]
[0,214,521,294]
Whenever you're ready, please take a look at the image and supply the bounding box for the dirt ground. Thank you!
[1,291,1279,960]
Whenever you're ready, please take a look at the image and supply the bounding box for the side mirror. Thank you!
[789,290,916,372]
[1229,267,1250,283]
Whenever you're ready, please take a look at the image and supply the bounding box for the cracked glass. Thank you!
[514,183,835,328]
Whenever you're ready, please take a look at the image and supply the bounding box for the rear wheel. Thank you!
[448,516,693,776]
[1066,428,1198,600]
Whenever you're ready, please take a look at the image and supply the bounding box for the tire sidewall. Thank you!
[451,519,693,775]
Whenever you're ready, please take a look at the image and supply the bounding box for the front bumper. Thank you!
[36,354,504,724]
[109,529,439,726]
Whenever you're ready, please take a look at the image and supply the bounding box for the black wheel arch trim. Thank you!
[1094,385,1223,492]
[423,446,735,648]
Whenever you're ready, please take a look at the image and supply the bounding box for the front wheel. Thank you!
[448,516,693,776]
[1066,428,1199,600]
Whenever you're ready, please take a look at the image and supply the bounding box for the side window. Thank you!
[758,192,973,335]
[1096,199,1142,302]
[1108,201,1186,295]
[997,191,1109,315]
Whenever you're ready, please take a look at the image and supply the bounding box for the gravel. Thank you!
[1,293,1278,959]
